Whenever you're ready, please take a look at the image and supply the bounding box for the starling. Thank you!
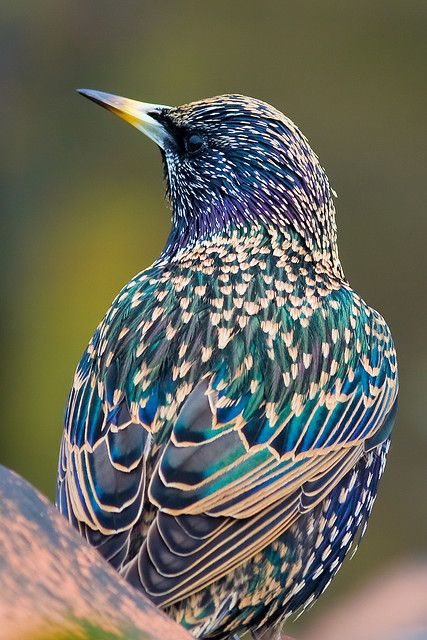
[56,90,398,639]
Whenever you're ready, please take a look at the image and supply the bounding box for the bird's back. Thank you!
[57,223,397,638]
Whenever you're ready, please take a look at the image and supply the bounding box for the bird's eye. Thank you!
[185,133,205,154]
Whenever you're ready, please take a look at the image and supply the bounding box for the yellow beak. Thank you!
[77,88,172,149]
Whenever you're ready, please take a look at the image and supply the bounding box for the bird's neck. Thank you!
[160,221,344,282]
[162,212,342,278]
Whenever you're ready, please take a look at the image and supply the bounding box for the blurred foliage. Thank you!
[1,1,426,635]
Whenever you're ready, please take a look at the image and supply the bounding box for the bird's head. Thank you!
[78,90,338,263]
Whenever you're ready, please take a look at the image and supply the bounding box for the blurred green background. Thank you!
[1,0,426,634]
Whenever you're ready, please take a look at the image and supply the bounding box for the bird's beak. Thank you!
[77,89,172,149]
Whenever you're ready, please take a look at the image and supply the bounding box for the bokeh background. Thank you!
[2,1,426,636]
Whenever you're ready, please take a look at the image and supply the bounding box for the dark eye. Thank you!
[185,133,205,154]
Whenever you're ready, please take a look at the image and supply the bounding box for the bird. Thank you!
[56,89,398,640]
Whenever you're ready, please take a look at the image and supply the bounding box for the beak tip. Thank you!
[77,88,95,100]
[76,88,110,110]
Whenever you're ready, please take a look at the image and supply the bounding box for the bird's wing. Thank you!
[56,325,152,573]
[130,303,397,605]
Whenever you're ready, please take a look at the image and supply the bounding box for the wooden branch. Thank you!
[0,464,192,640]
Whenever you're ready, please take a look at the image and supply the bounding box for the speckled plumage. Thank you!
[56,93,398,639]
